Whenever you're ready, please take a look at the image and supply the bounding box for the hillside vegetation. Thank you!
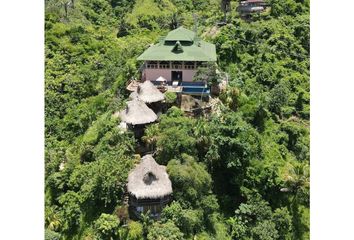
[45,0,310,239]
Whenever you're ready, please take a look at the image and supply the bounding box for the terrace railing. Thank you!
[146,63,158,69]
[145,63,197,70]
[184,65,196,70]
[172,64,183,69]
[159,63,169,69]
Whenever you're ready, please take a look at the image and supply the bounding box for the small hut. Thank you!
[127,155,172,219]
[119,99,158,137]
[119,99,158,125]
[136,80,165,103]
[133,80,165,113]
[129,80,166,101]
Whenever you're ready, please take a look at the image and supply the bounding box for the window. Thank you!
[172,61,182,69]
[184,61,195,69]
[136,206,143,213]
[147,61,158,69]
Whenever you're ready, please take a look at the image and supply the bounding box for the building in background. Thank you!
[237,0,269,15]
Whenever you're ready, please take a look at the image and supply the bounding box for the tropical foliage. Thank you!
[45,0,309,239]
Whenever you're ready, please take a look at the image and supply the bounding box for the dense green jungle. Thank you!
[45,0,310,239]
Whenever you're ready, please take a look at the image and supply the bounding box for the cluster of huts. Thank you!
[116,1,271,220]
[117,80,165,138]
[116,81,172,219]
[119,26,220,219]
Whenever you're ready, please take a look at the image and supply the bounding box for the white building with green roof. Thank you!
[137,27,217,94]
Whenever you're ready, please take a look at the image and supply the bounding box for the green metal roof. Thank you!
[137,26,217,62]
[164,27,196,42]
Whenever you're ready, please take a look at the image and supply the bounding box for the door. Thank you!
[171,71,183,83]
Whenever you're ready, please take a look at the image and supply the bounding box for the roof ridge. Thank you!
[137,26,217,62]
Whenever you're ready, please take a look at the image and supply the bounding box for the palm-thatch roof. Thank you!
[127,155,172,199]
[129,91,138,100]
[127,79,139,92]
[136,80,165,103]
[119,99,158,125]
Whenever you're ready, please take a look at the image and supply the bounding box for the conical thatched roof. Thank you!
[119,99,158,125]
[136,80,165,103]
[127,155,172,199]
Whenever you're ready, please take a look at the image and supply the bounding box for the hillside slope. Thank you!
[45,0,309,239]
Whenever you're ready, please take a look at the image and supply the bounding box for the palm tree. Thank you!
[141,211,153,237]
[281,163,310,206]
[142,124,159,152]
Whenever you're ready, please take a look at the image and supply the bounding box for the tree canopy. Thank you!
[45,0,309,239]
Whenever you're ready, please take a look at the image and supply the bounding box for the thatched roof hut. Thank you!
[136,80,165,103]
[129,91,138,100]
[119,99,158,125]
[127,155,172,199]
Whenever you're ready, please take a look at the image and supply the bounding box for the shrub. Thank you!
[45,229,61,240]
[94,214,120,240]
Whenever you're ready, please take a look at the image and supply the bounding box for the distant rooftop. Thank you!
[137,26,217,62]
